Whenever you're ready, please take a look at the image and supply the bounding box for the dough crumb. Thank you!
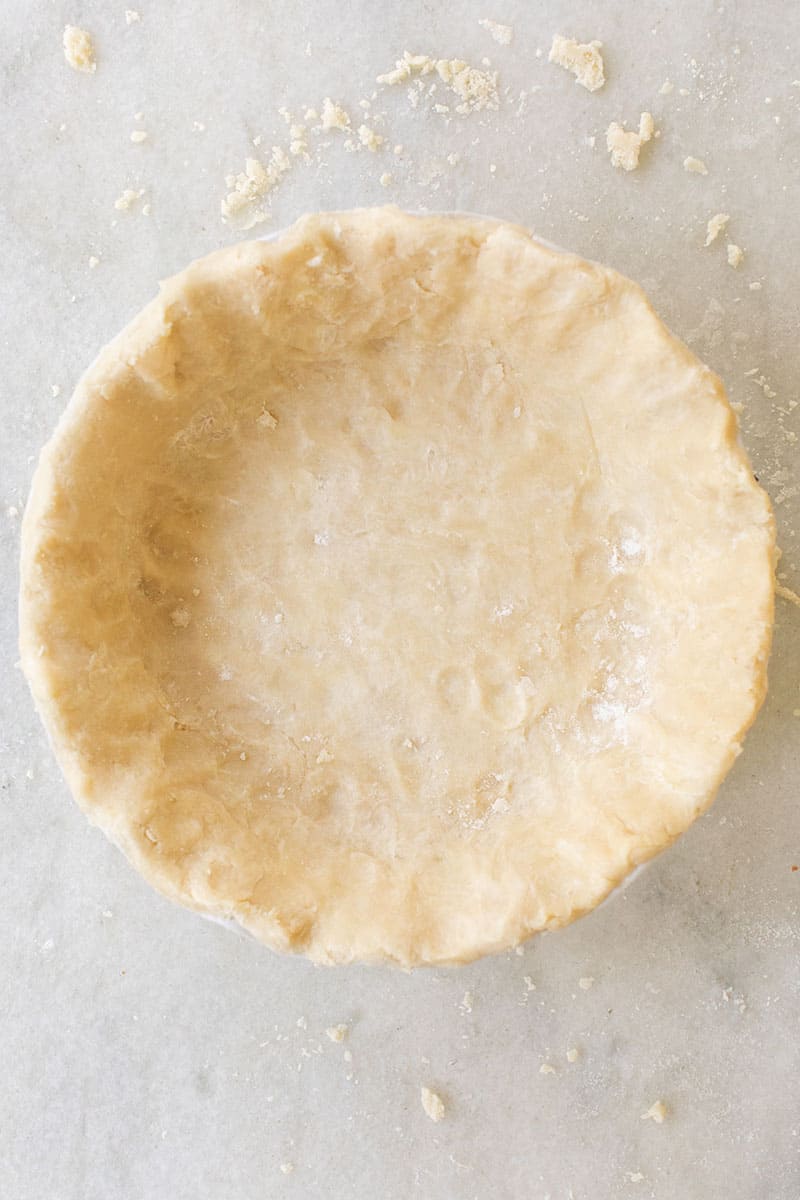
[221,148,290,228]
[88,255,99,269]
[705,212,730,245]
[683,155,708,175]
[289,124,308,157]
[316,747,334,764]
[539,1062,557,1075]
[478,18,513,45]
[420,1086,446,1122]
[377,51,498,113]
[50,384,61,398]
[358,124,384,151]
[641,1100,668,1123]
[659,79,674,94]
[170,607,191,628]
[459,990,473,1013]
[523,975,536,992]
[130,130,148,143]
[125,10,140,24]
[749,281,762,291]
[279,1162,294,1175]
[606,113,655,171]
[114,188,145,211]
[578,976,595,990]
[325,1023,348,1043]
[379,171,393,187]
[257,409,278,430]
[626,1171,645,1183]
[549,35,605,92]
[727,242,744,268]
[320,97,351,131]
[63,26,96,73]
[776,583,800,607]
[566,1047,580,1062]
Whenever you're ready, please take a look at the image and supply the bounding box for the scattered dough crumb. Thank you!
[606,113,654,171]
[478,18,513,45]
[51,384,61,398]
[125,10,140,24]
[221,148,290,228]
[684,156,708,175]
[749,281,762,291]
[358,124,384,151]
[170,607,191,628]
[549,35,605,92]
[379,171,393,187]
[659,79,674,94]
[130,130,148,143]
[627,1172,645,1183]
[642,1100,668,1124]
[63,26,96,73]
[420,1086,446,1122]
[566,1047,580,1063]
[320,98,351,131]
[114,188,145,211]
[578,976,595,990]
[459,990,473,1013]
[540,1062,557,1075]
[776,582,800,606]
[377,51,498,113]
[88,255,99,269]
[289,124,308,157]
[523,975,536,992]
[279,1162,294,1175]
[705,212,730,245]
[325,1024,348,1043]
[727,242,744,268]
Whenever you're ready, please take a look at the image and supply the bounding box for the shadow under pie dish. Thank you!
[19,207,775,966]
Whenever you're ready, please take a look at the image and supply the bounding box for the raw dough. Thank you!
[63,25,96,74]
[19,208,775,967]
[549,35,605,92]
[606,113,656,171]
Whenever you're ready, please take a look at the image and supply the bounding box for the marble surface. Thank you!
[2,2,799,1197]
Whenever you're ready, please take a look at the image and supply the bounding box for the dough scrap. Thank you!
[727,242,744,268]
[63,26,96,73]
[19,208,774,967]
[478,19,513,46]
[705,213,730,246]
[421,1087,446,1121]
[549,35,605,92]
[377,52,498,113]
[606,113,655,170]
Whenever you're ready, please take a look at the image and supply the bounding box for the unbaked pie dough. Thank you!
[19,208,775,966]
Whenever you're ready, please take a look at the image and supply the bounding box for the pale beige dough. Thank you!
[19,208,774,967]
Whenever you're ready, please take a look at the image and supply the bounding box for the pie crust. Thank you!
[19,208,775,965]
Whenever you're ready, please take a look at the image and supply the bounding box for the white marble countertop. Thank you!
[2,3,799,1198]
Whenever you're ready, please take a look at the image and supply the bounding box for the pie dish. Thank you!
[19,208,775,965]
